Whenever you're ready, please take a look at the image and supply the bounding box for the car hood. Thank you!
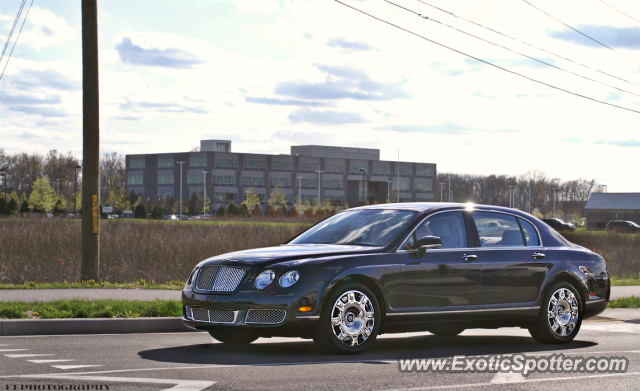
[197,244,379,268]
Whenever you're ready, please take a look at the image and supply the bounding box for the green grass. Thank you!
[0,299,182,319]
[611,276,640,286]
[608,296,640,309]
[0,279,184,290]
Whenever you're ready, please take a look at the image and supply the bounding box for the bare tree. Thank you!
[100,152,126,203]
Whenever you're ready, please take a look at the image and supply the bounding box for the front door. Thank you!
[397,211,480,323]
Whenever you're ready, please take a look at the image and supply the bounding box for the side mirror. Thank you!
[415,235,442,249]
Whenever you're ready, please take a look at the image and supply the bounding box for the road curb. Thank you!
[0,317,199,336]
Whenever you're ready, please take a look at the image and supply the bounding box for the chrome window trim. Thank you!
[395,208,544,253]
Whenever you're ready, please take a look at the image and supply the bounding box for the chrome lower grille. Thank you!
[187,306,235,323]
[196,265,246,292]
[245,309,286,324]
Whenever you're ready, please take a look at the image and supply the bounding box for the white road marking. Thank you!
[51,365,103,370]
[14,374,215,391]
[582,323,640,334]
[0,349,28,352]
[27,359,75,364]
[4,354,55,358]
[490,371,525,384]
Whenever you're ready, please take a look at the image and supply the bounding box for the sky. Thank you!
[1,0,639,191]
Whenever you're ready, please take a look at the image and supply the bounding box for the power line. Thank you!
[523,0,640,67]
[387,0,640,99]
[0,0,27,65]
[333,0,640,114]
[0,0,34,82]
[414,0,640,89]
[598,0,640,25]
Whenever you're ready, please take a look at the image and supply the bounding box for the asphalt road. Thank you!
[2,317,640,391]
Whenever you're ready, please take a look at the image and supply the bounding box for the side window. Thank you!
[518,218,540,246]
[401,212,467,250]
[471,212,524,247]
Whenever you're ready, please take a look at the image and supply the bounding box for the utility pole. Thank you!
[551,187,557,217]
[202,170,208,216]
[315,170,323,207]
[450,190,453,203]
[359,168,366,206]
[296,176,302,211]
[177,161,185,219]
[508,185,514,208]
[439,183,445,202]
[81,0,100,281]
[385,180,392,203]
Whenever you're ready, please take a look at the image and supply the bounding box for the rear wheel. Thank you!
[208,330,259,345]
[313,282,381,354]
[529,282,582,344]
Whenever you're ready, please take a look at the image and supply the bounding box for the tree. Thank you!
[188,192,199,216]
[19,199,29,214]
[100,152,126,201]
[6,197,18,215]
[151,204,164,220]
[238,203,249,217]
[242,187,260,213]
[71,190,82,213]
[134,203,147,219]
[164,194,175,214]
[216,206,226,217]
[268,186,287,211]
[29,177,57,213]
[56,194,68,214]
[287,205,300,218]
[252,205,263,217]
[0,195,5,215]
[129,189,137,206]
[226,203,237,216]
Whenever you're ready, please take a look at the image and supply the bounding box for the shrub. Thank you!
[287,206,300,218]
[252,205,263,217]
[303,208,314,218]
[0,197,5,215]
[281,204,288,216]
[216,206,225,217]
[239,204,249,217]
[227,203,238,216]
[19,199,29,214]
[151,204,164,220]
[265,205,276,217]
[6,198,18,215]
[134,203,147,219]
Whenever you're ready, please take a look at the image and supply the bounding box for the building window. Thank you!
[400,195,413,202]
[284,194,294,204]
[213,175,236,186]
[416,196,432,202]
[300,195,318,206]
[214,192,237,203]
[415,182,432,192]
[244,158,266,170]
[325,163,345,174]
[270,177,291,188]
[158,173,174,185]
[127,173,143,185]
[272,160,293,171]
[129,159,145,169]
[215,157,238,169]
[241,175,264,187]
[393,182,410,191]
[399,165,412,177]
[350,164,367,174]
[158,158,174,168]
[158,191,174,199]
[299,161,320,172]
[372,165,390,175]
[188,173,204,185]
[216,143,229,152]
[416,166,433,177]
[323,179,343,190]
[297,178,317,189]
[190,156,207,167]
[325,195,345,206]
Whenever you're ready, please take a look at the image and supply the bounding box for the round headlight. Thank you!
[279,271,300,288]
[255,270,276,290]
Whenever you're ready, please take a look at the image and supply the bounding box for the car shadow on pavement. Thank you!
[139,334,597,366]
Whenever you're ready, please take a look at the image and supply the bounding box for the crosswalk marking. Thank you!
[27,359,75,364]
[51,365,103,370]
[4,354,55,358]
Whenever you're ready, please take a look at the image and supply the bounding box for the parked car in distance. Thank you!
[182,203,609,354]
[121,211,134,219]
[606,220,640,234]
[107,214,118,219]
[164,215,179,221]
[541,218,576,232]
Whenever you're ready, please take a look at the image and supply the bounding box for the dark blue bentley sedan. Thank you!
[182,203,610,354]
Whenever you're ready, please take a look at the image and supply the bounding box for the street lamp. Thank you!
[74,165,81,217]
[315,170,323,207]
[177,161,185,219]
[359,168,366,206]
[56,179,61,198]
[439,182,445,202]
[296,176,303,211]
[551,187,557,217]
[202,170,208,216]
[508,185,514,208]
[385,180,392,203]
[448,174,451,202]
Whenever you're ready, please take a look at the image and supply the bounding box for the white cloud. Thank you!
[10,6,76,51]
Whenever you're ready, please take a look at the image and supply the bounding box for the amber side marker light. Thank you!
[299,306,313,312]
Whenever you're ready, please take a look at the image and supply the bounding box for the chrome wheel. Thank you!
[547,287,579,337]
[331,290,375,347]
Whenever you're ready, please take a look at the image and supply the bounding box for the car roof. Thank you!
[349,202,535,217]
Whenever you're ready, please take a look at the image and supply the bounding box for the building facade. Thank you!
[585,193,640,230]
[126,140,437,213]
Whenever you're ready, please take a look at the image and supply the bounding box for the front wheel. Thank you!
[208,330,259,345]
[529,282,582,344]
[313,282,381,354]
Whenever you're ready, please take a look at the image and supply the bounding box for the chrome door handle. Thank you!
[462,254,478,262]
[531,252,546,260]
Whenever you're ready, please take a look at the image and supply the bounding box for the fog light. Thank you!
[299,306,312,312]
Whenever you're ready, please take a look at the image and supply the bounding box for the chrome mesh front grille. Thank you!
[196,265,245,292]
[245,309,286,324]
[187,307,235,323]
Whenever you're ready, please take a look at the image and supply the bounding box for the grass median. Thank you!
[607,296,640,309]
[0,279,184,290]
[0,299,182,319]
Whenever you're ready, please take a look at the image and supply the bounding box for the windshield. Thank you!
[290,209,417,246]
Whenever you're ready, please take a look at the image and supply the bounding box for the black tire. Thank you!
[429,327,465,336]
[208,330,259,345]
[313,281,381,354]
[529,282,582,344]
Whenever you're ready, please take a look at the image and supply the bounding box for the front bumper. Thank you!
[181,280,324,337]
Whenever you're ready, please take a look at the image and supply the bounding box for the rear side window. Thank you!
[471,211,524,247]
[518,218,540,246]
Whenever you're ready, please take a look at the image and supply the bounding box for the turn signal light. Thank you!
[299,306,312,312]
[590,292,596,296]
